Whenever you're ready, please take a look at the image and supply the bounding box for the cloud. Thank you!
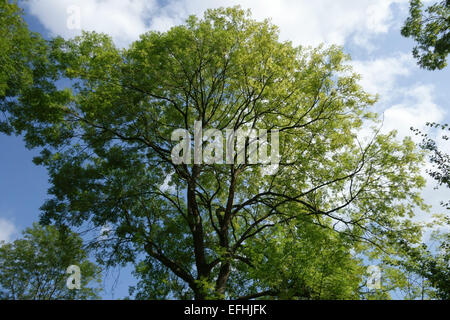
[26,0,409,48]
[436,128,450,155]
[26,0,159,47]
[0,218,17,243]
[350,54,445,142]
[99,223,112,241]
[153,0,403,46]
[351,53,414,98]
[382,85,445,140]
[149,0,410,49]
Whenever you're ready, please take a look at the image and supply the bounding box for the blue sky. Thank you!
[0,0,449,299]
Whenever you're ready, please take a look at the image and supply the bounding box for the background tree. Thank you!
[406,122,449,299]
[0,0,54,134]
[403,0,450,293]
[0,222,102,300]
[401,0,450,70]
[412,122,449,209]
[2,6,430,299]
[381,227,449,299]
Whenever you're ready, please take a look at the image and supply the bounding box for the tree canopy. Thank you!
[1,4,446,300]
[0,223,101,300]
[0,0,54,134]
[401,0,450,70]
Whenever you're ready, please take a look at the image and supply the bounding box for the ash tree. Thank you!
[2,6,429,299]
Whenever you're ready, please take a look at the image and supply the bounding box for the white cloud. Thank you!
[382,85,445,140]
[99,223,112,241]
[351,53,414,98]
[26,0,409,48]
[0,218,17,243]
[350,54,446,143]
[153,0,410,48]
[160,172,176,193]
[436,128,450,156]
[26,0,159,47]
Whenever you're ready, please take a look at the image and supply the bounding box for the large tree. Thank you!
[2,6,429,299]
[0,223,101,300]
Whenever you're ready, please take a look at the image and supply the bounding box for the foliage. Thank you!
[0,222,102,300]
[382,227,449,299]
[0,0,56,134]
[401,0,450,70]
[412,122,450,209]
[1,6,433,299]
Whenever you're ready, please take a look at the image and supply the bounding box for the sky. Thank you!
[0,0,449,299]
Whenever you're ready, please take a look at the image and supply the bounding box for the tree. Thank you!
[382,227,450,299]
[401,0,450,295]
[423,230,450,299]
[407,122,449,298]
[412,122,450,209]
[2,6,429,299]
[0,0,54,134]
[401,0,450,70]
[0,223,101,299]
[130,217,366,300]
